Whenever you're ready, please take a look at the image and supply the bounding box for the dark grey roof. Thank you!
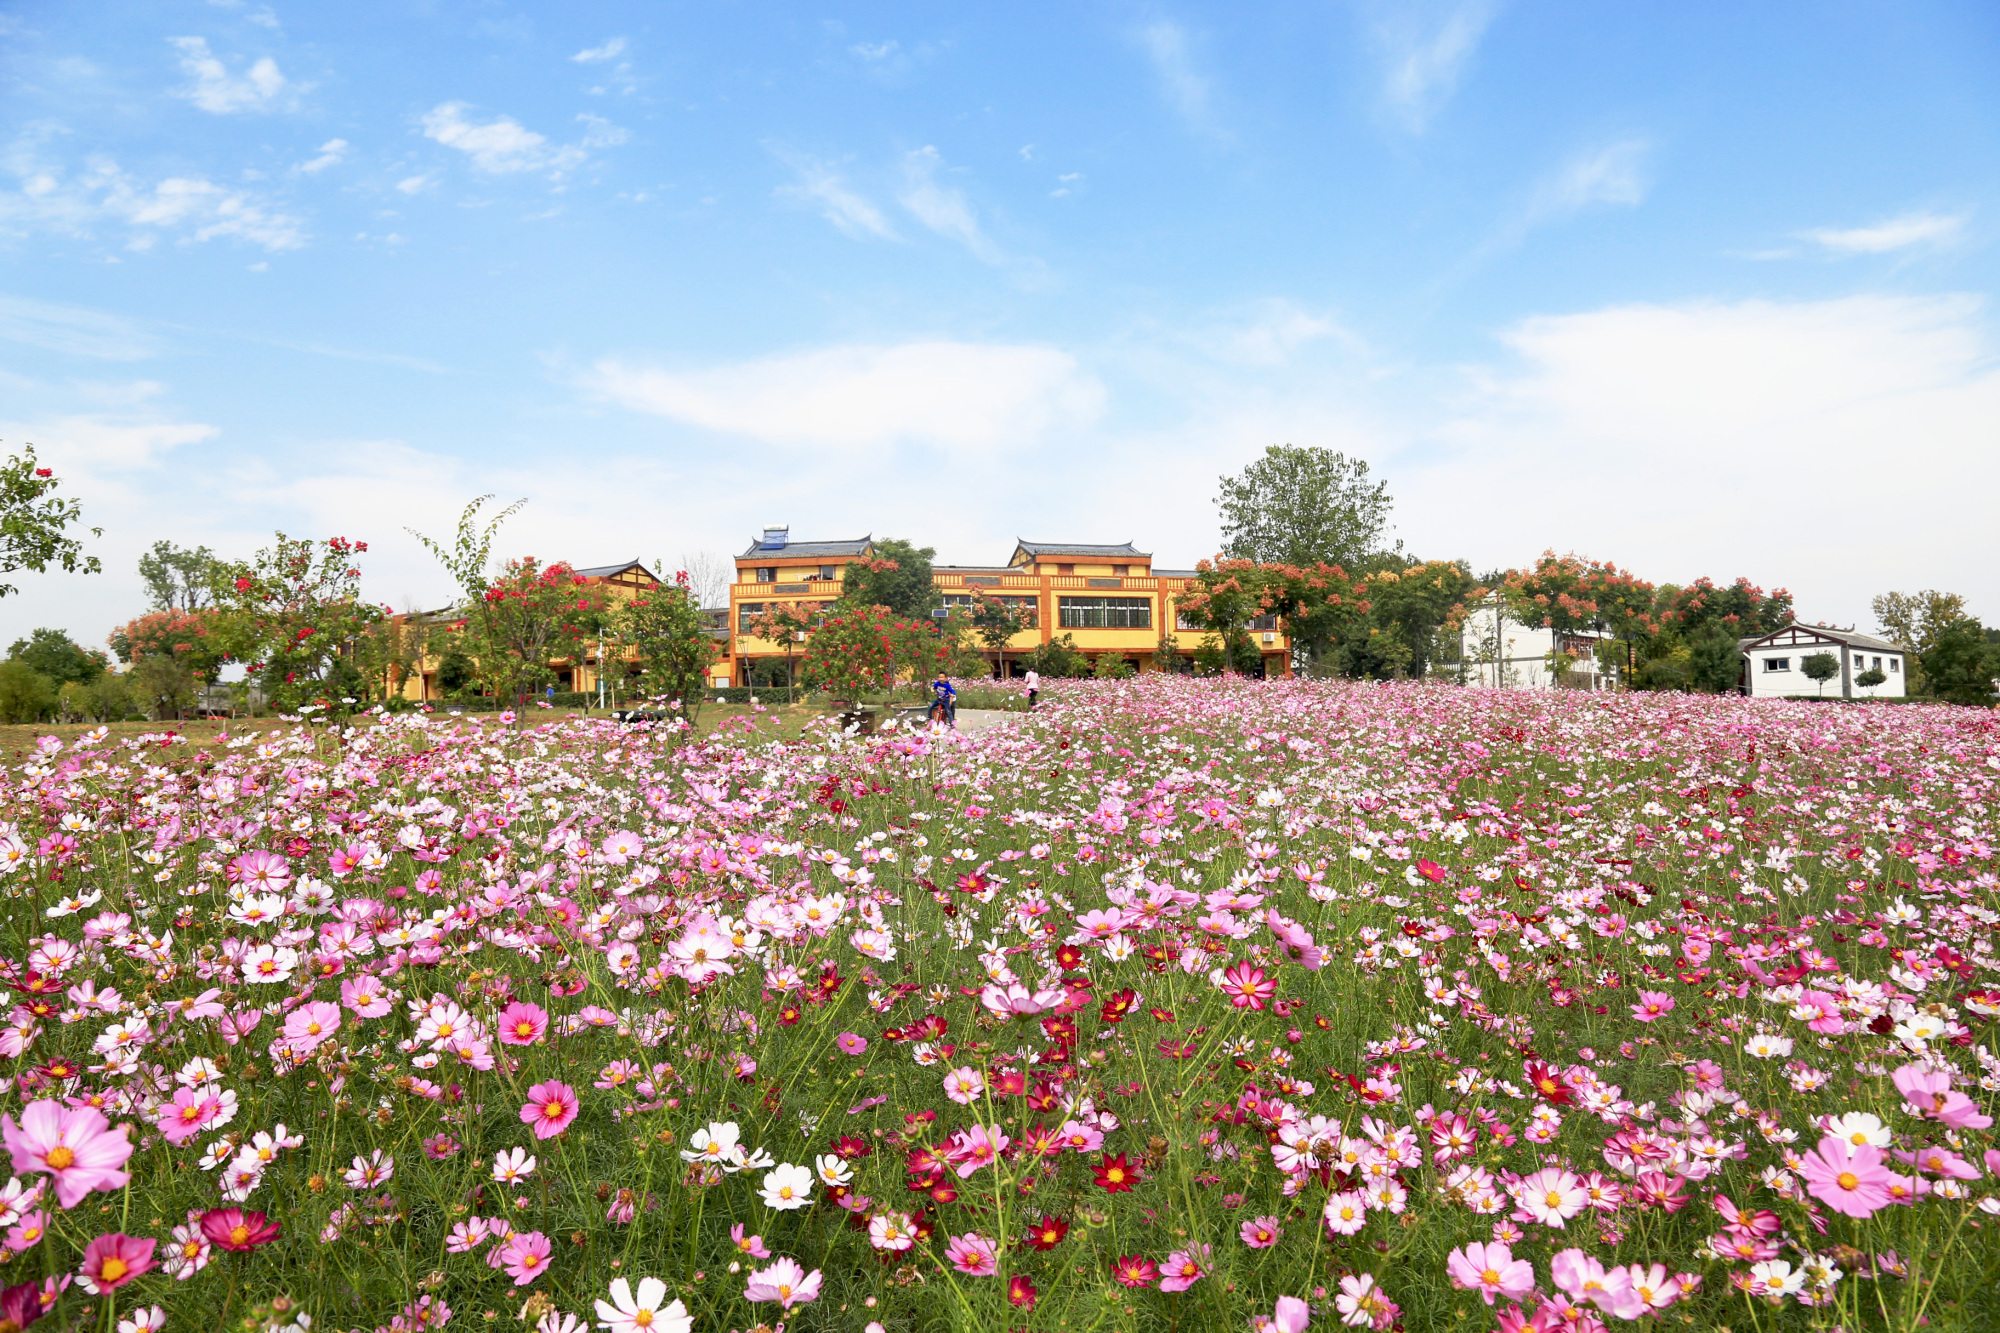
[1739,622,1908,653]
[736,536,872,559]
[573,560,657,580]
[1013,540,1150,559]
[1152,569,1202,579]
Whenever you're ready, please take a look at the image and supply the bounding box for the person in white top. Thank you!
[1023,669,1040,710]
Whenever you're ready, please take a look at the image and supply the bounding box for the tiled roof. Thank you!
[1739,622,1909,653]
[737,536,873,559]
[573,560,656,580]
[1013,540,1150,559]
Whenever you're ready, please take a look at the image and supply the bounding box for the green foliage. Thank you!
[1215,444,1393,569]
[1091,652,1135,680]
[128,654,201,719]
[209,534,387,714]
[800,605,908,702]
[1687,624,1747,694]
[0,443,101,598]
[1023,632,1089,678]
[460,558,600,708]
[619,571,719,721]
[0,659,55,722]
[1919,619,1999,706]
[1655,575,1792,638]
[1801,652,1841,695]
[1856,666,1888,688]
[109,608,228,684]
[435,645,477,697]
[138,539,220,611]
[1872,589,1966,692]
[407,494,528,599]
[840,538,937,619]
[7,627,107,685]
[1151,635,1186,673]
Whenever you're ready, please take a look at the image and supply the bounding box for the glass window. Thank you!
[1177,611,1203,631]
[1250,615,1277,632]
[1890,658,1899,672]
[1059,596,1152,629]
[1764,658,1790,671]
[819,565,837,580]
[737,602,765,632]
[755,567,776,583]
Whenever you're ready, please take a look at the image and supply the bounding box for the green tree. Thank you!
[1871,589,1966,693]
[1688,624,1747,694]
[209,534,386,714]
[840,540,937,619]
[970,592,1028,679]
[1216,445,1393,569]
[1024,633,1089,679]
[8,628,107,685]
[1800,651,1840,697]
[128,655,199,720]
[621,570,720,718]
[0,443,101,598]
[1152,635,1186,674]
[1855,666,1887,689]
[138,540,220,611]
[1349,559,1481,681]
[1919,620,1999,706]
[463,558,599,708]
[0,660,56,722]
[801,605,905,705]
[1091,652,1134,680]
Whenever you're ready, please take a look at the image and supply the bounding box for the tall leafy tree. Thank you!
[841,540,937,619]
[1215,445,1393,569]
[0,444,101,598]
[138,540,220,611]
[1919,620,1999,706]
[1872,589,1967,693]
[620,570,719,717]
[210,534,387,714]
[7,629,108,685]
[970,592,1029,678]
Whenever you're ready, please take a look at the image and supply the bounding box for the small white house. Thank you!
[1459,600,1620,690]
[1738,623,1907,699]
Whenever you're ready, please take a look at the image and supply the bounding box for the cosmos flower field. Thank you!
[0,677,1996,1333]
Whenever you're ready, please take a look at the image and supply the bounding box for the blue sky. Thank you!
[2,0,1997,651]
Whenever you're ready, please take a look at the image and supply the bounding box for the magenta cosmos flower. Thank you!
[1217,962,1276,1010]
[1798,1137,1894,1219]
[78,1232,156,1294]
[1628,991,1674,1023]
[498,1230,552,1285]
[1,1101,133,1209]
[836,1032,868,1055]
[496,1001,549,1046]
[520,1082,580,1139]
[1159,1244,1209,1292]
[1447,1241,1535,1305]
[744,1257,822,1309]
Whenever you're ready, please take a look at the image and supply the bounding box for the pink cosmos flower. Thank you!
[281,1001,341,1051]
[1551,1248,1641,1320]
[520,1081,580,1139]
[155,1088,232,1146]
[1447,1241,1535,1305]
[1335,1273,1398,1330]
[1324,1191,1368,1235]
[1159,1244,1209,1292]
[1629,991,1674,1022]
[836,1032,868,1055]
[1892,1062,1994,1129]
[948,1124,1008,1177]
[744,1257,822,1309]
[498,1230,552,1285]
[1240,1215,1283,1248]
[1790,990,1844,1033]
[496,1002,549,1046]
[1218,962,1276,1010]
[730,1223,771,1259]
[1624,1264,1683,1311]
[1798,1137,1893,1218]
[1898,1144,1981,1180]
[1512,1167,1587,1228]
[945,1232,998,1276]
[228,850,292,891]
[5,1209,47,1253]
[78,1232,156,1294]
[327,843,371,877]
[1,1101,133,1209]
[340,976,392,1018]
[1256,1296,1311,1333]
[1264,911,1326,970]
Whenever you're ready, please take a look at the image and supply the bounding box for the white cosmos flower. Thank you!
[759,1162,813,1211]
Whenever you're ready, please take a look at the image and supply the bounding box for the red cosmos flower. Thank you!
[955,873,988,894]
[0,1279,39,1331]
[1112,1255,1160,1288]
[1157,1039,1196,1059]
[991,1070,1028,1098]
[199,1207,282,1251]
[1094,1153,1138,1193]
[1148,1007,1175,1023]
[1415,859,1447,883]
[1007,1275,1038,1309]
[1100,989,1137,1024]
[1523,1061,1573,1105]
[1026,1215,1069,1250]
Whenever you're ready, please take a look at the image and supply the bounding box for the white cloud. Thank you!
[582,342,1105,454]
[1370,0,1497,134]
[297,138,347,174]
[1803,211,1966,255]
[0,137,308,251]
[0,294,158,360]
[1134,20,1227,143]
[168,36,289,114]
[575,114,629,149]
[1186,299,1346,367]
[420,103,601,176]
[1530,139,1650,219]
[897,147,1002,263]
[774,152,898,240]
[1401,293,2000,624]
[394,174,431,195]
[571,37,628,63]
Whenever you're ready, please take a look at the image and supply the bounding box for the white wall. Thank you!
[1746,643,1904,699]
[1459,604,1616,690]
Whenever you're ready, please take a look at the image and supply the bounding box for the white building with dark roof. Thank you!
[1738,623,1907,699]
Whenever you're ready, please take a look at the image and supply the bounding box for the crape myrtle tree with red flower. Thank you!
[208,533,402,715]
[0,442,101,600]
[617,568,721,717]
[799,604,938,708]
[1176,558,1372,677]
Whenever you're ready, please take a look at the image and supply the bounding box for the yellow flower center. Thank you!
[1837,1172,1859,1191]
[1482,1269,1500,1285]
[99,1257,128,1283]
[230,1225,251,1247]
[1545,1191,1563,1208]
[44,1146,74,1170]
[633,1313,653,1329]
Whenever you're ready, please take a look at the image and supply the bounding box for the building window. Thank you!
[1890,658,1899,672]
[1059,596,1152,629]
[1177,611,1203,631]
[1871,656,1881,669]
[738,602,765,633]
[1249,615,1278,632]
[755,567,776,583]
[1764,657,1790,672]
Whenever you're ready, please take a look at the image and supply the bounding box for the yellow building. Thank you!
[726,528,1292,686]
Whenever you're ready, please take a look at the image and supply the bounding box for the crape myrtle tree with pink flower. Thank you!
[0,673,1996,1332]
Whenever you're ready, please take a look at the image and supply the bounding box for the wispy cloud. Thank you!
[897,147,1002,263]
[582,342,1104,454]
[0,294,159,360]
[1527,139,1650,221]
[1803,211,1966,255]
[1369,0,1497,134]
[571,36,628,63]
[296,138,347,174]
[168,36,289,114]
[1134,20,1228,143]
[773,152,899,241]
[420,104,619,177]
[0,132,309,251]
